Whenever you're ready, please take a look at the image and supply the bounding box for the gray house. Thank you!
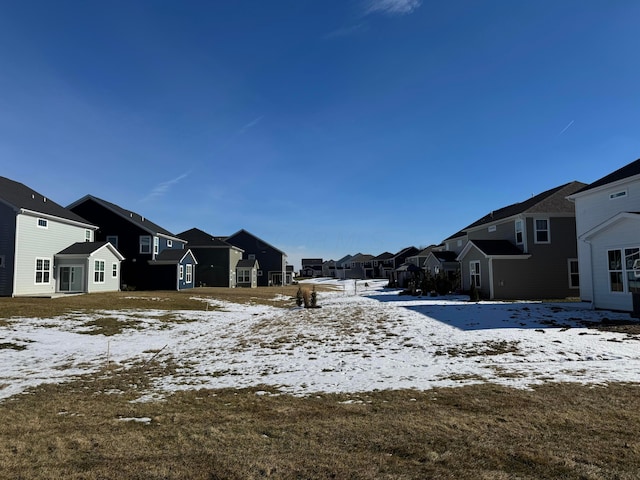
[457,181,586,300]
[236,258,259,288]
[178,228,244,287]
[0,177,123,296]
[224,229,288,286]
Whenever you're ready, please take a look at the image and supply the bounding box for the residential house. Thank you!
[567,159,640,312]
[224,229,288,286]
[331,254,354,279]
[405,246,436,269]
[388,246,419,286]
[457,181,586,300]
[0,177,123,296]
[68,195,196,291]
[178,228,243,287]
[373,252,394,278]
[236,258,259,288]
[301,258,323,278]
[424,250,460,291]
[347,253,375,279]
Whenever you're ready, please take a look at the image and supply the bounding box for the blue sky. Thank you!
[2,0,640,269]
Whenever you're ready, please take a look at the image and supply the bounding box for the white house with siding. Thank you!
[0,177,123,296]
[568,159,640,312]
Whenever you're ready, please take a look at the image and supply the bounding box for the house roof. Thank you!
[177,228,241,249]
[463,181,587,231]
[56,241,124,260]
[432,251,458,262]
[395,263,422,272]
[468,240,525,256]
[68,195,185,242]
[237,258,259,268]
[393,246,419,258]
[302,258,323,265]
[573,158,640,194]
[373,252,394,261]
[349,253,375,263]
[0,176,94,226]
[150,249,196,264]
[225,229,286,256]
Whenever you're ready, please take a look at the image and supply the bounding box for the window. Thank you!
[37,218,48,229]
[470,261,481,288]
[106,235,118,249]
[248,254,256,260]
[185,264,192,283]
[94,260,105,283]
[488,225,497,233]
[153,237,159,255]
[457,239,463,247]
[167,240,172,248]
[568,259,579,289]
[625,248,640,294]
[610,190,627,200]
[179,265,184,280]
[515,219,524,245]
[140,236,152,254]
[608,250,623,292]
[534,218,550,243]
[112,263,118,278]
[35,258,51,284]
[237,269,250,283]
[85,230,92,242]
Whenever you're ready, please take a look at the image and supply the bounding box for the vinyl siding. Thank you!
[14,213,92,296]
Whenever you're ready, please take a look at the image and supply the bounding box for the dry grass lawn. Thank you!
[2,288,640,478]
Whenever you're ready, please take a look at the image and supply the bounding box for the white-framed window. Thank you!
[35,258,51,284]
[94,260,105,283]
[248,254,256,260]
[534,218,550,243]
[153,237,159,255]
[470,261,481,288]
[608,249,623,292]
[237,269,251,283]
[515,219,524,245]
[85,230,92,242]
[167,240,172,248]
[488,225,497,233]
[37,218,48,229]
[625,248,640,294]
[568,259,579,289]
[112,263,118,278]
[185,264,192,283]
[140,236,152,254]
[107,235,118,249]
[179,265,184,280]
[610,190,627,200]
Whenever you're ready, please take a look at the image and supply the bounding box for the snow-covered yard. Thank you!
[1,279,638,402]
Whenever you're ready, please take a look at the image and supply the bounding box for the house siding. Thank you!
[14,213,91,296]
[226,230,286,287]
[0,202,16,296]
[459,248,491,298]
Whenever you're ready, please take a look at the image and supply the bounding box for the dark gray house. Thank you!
[223,229,288,286]
[178,228,244,287]
[68,195,196,291]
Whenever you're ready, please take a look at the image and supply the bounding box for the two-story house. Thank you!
[568,159,640,312]
[301,258,323,278]
[347,253,375,279]
[223,229,288,287]
[68,195,197,291]
[177,228,243,287]
[457,181,586,300]
[0,177,123,296]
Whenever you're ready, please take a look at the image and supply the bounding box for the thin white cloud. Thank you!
[239,115,263,134]
[364,0,422,15]
[557,120,575,137]
[142,171,190,203]
[324,23,367,39]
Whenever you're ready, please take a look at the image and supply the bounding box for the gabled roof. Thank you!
[0,176,94,226]
[225,229,286,256]
[349,253,375,263]
[177,228,242,250]
[237,258,259,268]
[458,239,531,260]
[68,195,185,242]
[431,251,458,262]
[393,246,419,258]
[572,158,640,195]
[463,181,586,231]
[149,248,197,265]
[56,241,125,260]
[373,252,394,261]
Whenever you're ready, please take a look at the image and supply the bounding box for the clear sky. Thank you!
[1,0,639,270]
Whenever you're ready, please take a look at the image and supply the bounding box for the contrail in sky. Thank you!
[558,120,575,137]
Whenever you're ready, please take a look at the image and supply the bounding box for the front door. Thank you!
[59,266,84,292]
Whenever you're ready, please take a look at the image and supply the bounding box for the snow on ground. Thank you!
[1,278,639,402]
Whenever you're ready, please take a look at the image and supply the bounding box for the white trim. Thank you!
[19,208,97,230]
[514,219,524,245]
[179,265,184,280]
[153,236,159,255]
[470,260,481,289]
[37,218,48,229]
[534,218,551,244]
[94,259,106,284]
[35,257,52,284]
[609,190,628,200]
[112,262,118,278]
[568,258,579,289]
[140,235,152,254]
[580,212,640,241]
[185,264,192,284]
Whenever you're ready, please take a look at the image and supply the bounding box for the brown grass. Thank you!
[1,366,640,479]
